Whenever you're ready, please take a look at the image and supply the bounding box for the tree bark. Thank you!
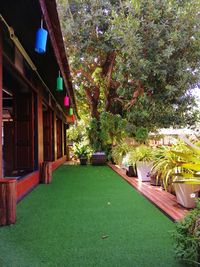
[85,87,100,120]
[102,52,119,113]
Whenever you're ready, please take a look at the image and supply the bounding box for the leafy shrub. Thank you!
[173,199,200,266]
[87,118,102,151]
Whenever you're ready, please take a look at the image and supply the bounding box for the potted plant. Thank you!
[121,150,138,177]
[170,136,200,208]
[134,145,154,182]
[111,142,130,166]
[74,144,90,165]
[151,146,177,189]
[152,138,200,208]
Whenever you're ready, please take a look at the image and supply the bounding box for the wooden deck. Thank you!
[108,163,188,221]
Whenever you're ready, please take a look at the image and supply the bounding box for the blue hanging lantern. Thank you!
[56,71,63,91]
[35,19,48,54]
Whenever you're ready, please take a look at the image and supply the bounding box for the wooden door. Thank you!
[14,92,34,171]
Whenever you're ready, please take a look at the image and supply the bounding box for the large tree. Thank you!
[58,0,200,136]
[58,0,121,120]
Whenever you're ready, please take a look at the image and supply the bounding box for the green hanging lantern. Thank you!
[69,108,73,115]
[56,71,63,91]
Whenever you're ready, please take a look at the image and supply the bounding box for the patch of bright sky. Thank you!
[192,87,200,106]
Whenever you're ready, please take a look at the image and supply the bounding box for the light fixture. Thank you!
[56,71,63,91]
[35,19,48,54]
[64,95,69,107]
[69,108,73,115]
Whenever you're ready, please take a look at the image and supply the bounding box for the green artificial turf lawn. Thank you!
[0,165,185,267]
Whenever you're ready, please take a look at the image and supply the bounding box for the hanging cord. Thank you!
[0,14,67,116]
[41,18,43,29]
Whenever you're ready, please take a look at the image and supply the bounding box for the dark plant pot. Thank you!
[126,165,136,177]
[80,157,87,165]
[150,174,161,186]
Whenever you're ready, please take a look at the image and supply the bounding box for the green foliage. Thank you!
[87,112,126,156]
[171,136,200,183]
[135,127,149,143]
[87,118,102,151]
[152,138,200,189]
[173,199,200,266]
[111,0,200,131]
[134,145,154,162]
[67,120,87,143]
[111,142,130,165]
[58,0,200,138]
[74,143,90,158]
[122,150,137,167]
[152,145,181,189]
[100,112,126,146]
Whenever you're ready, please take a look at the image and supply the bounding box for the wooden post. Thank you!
[0,21,3,178]
[41,162,52,184]
[54,111,57,161]
[37,91,44,181]
[0,179,17,226]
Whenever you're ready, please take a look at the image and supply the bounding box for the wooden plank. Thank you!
[108,163,188,221]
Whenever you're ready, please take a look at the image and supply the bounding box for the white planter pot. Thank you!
[136,161,153,182]
[174,183,200,208]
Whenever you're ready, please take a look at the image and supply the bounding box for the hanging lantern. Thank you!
[56,71,63,91]
[64,95,69,107]
[35,19,48,54]
[69,108,73,116]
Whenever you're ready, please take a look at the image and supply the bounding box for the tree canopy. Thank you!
[58,0,200,137]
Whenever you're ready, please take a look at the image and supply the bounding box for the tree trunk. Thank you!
[85,87,100,120]
[90,99,99,119]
